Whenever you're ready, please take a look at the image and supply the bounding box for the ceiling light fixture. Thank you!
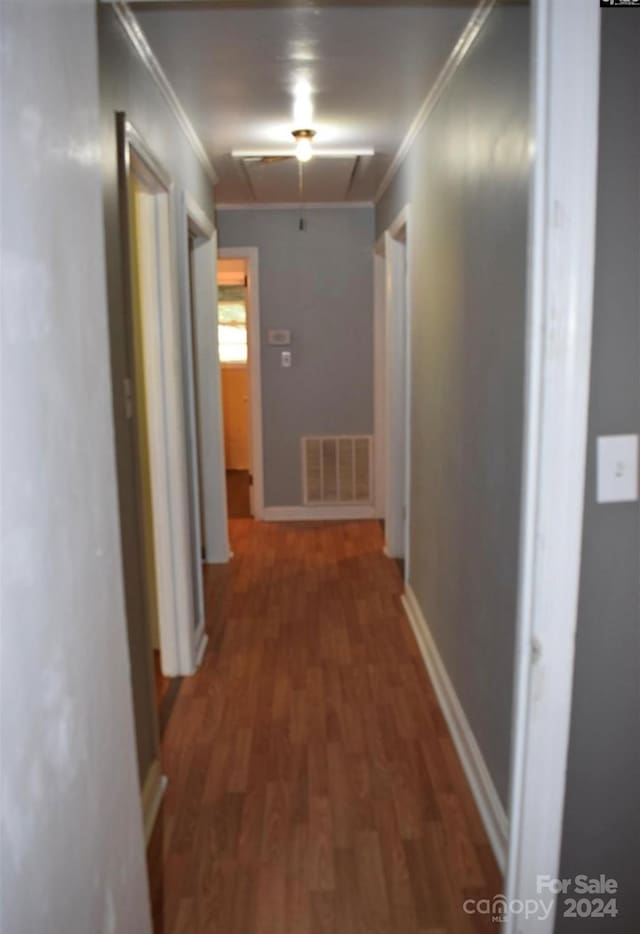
[292,129,316,163]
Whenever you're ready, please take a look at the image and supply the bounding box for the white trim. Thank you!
[112,2,217,186]
[373,255,386,519]
[218,247,264,519]
[177,191,211,663]
[216,202,373,212]
[262,505,376,522]
[194,629,209,669]
[178,192,231,569]
[386,204,410,242]
[375,0,496,203]
[141,758,168,845]
[125,120,196,677]
[184,191,215,240]
[191,229,231,563]
[505,3,601,932]
[402,585,508,872]
[379,205,412,576]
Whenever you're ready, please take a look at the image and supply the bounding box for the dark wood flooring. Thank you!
[147,519,501,933]
[227,469,251,519]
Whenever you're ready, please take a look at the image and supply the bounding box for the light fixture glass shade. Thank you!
[295,136,313,162]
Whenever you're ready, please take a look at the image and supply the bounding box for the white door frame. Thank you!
[120,117,197,678]
[505,2,601,930]
[180,193,230,574]
[375,204,412,576]
[177,191,223,666]
[218,246,264,520]
[373,249,386,520]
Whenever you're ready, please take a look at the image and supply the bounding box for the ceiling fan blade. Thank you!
[262,156,296,164]
[240,155,296,165]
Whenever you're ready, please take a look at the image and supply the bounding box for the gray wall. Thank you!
[218,207,374,507]
[557,16,640,932]
[1,1,151,931]
[98,5,216,783]
[376,5,530,808]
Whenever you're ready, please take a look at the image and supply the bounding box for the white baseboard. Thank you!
[204,546,231,565]
[194,628,208,668]
[262,505,376,522]
[401,585,508,873]
[141,758,168,845]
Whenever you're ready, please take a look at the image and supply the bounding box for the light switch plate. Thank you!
[596,434,638,503]
[281,350,292,368]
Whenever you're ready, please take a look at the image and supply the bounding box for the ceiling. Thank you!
[130,2,474,203]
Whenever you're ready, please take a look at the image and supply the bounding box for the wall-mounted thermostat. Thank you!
[268,329,291,346]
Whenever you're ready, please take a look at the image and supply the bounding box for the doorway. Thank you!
[375,205,411,578]
[118,117,200,694]
[218,247,264,522]
[218,257,252,518]
[180,199,218,665]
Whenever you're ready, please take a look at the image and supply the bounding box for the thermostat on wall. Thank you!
[268,329,291,346]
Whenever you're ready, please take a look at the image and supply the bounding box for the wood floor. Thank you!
[148,519,502,933]
[226,469,252,519]
[154,650,183,738]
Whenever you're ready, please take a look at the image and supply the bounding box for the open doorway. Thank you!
[127,150,183,725]
[218,257,252,518]
[217,247,264,523]
[117,117,200,715]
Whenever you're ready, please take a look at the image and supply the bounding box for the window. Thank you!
[218,285,247,365]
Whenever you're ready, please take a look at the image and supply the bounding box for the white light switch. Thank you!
[281,350,292,368]
[596,435,638,503]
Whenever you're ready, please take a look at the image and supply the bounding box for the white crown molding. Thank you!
[111,2,218,186]
[216,201,374,211]
[402,585,509,872]
[110,0,494,206]
[375,0,496,204]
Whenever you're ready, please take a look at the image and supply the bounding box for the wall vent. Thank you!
[302,436,373,505]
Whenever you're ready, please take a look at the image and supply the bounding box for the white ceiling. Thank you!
[130,2,474,203]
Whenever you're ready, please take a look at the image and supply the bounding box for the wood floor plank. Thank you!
[148,519,502,933]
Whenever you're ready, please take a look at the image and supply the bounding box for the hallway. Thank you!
[147,520,501,933]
